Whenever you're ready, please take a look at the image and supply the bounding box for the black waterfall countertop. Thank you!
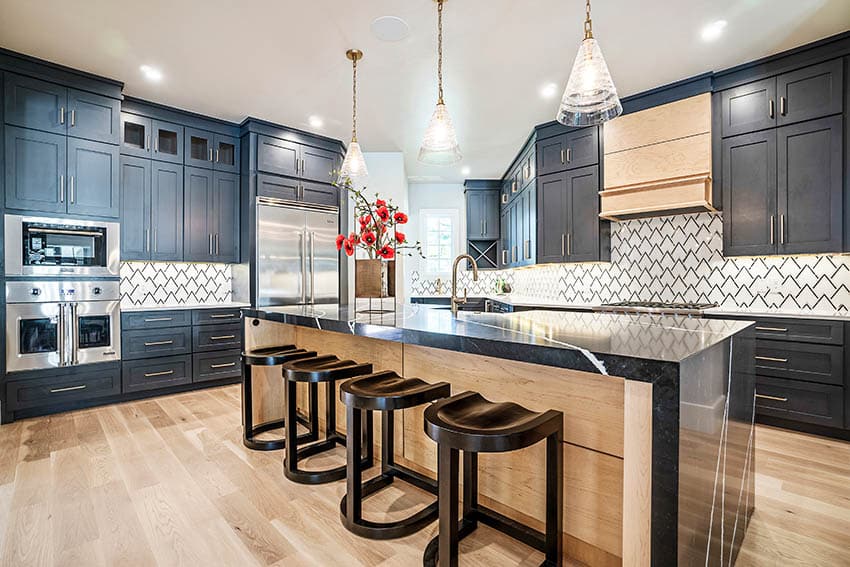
[242,304,753,383]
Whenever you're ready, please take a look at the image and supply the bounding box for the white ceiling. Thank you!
[1,0,848,183]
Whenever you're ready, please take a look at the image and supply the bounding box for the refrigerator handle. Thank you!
[310,231,316,304]
[300,230,307,304]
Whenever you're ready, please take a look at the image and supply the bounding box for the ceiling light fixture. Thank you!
[371,16,410,42]
[308,115,323,128]
[418,0,462,166]
[556,0,622,126]
[461,166,471,176]
[339,49,368,182]
[701,20,727,42]
[139,64,163,82]
[540,83,558,99]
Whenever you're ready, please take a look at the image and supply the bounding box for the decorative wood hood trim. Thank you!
[600,93,715,221]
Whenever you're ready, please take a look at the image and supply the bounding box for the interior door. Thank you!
[306,209,340,304]
[256,204,306,306]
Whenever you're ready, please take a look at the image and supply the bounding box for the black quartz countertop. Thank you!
[243,304,753,383]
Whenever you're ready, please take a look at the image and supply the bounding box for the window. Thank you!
[420,209,459,275]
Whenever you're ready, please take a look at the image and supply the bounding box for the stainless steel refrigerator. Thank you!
[255,197,340,306]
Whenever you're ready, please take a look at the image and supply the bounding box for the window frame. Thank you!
[419,208,460,277]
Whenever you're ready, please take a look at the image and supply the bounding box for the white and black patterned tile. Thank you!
[120,262,232,307]
[409,212,850,313]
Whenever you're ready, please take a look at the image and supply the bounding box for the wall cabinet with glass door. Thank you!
[120,112,184,164]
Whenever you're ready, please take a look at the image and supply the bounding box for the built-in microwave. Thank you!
[4,215,120,277]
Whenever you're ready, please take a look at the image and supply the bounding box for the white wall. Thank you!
[345,152,410,303]
[406,182,466,296]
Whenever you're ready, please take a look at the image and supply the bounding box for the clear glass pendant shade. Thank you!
[418,103,462,165]
[340,141,368,181]
[557,37,622,126]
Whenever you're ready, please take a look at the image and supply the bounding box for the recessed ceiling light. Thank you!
[700,20,727,42]
[540,83,558,99]
[461,166,471,176]
[308,115,323,128]
[371,16,410,42]
[139,65,163,82]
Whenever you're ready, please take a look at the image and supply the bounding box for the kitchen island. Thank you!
[242,304,756,566]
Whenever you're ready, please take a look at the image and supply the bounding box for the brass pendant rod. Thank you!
[437,0,444,105]
[346,49,363,142]
[584,0,593,39]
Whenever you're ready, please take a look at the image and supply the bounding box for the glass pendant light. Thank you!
[340,49,369,181]
[418,0,462,166]
[556,0,622,126]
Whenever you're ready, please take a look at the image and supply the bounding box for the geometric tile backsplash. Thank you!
[120,262,232,307]
[410,212,850,313]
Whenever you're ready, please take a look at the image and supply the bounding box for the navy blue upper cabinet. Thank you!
[565,166,605,262]
[257,135,300,177]
[120,156,151,260]
[185,128,215,169]
[213,134,239,173]
[776,59,843,127]
[301,145,339,184]
[4,126,67,213]
[300,181,338,207]
[120,113,152,158]
[776,116,843,255]
[152,120,184,164]
[151,161,185,261]
[3,73,67,134]
[536,172,568,264]
[184,167,215,262]
[212,172,240,262]
[67,88,120,144]
[66,138,120,218]
[720,78,776,138]
[257,173,299,201]
[536,127,599,176]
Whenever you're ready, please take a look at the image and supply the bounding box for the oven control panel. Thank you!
[6,280,120,304]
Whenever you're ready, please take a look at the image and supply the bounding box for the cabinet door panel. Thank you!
[67,138,120,218]
[466,192,485,238]
[301,146,338,183]
[484,191,500,239]
[4,126,67,213]
[3,73,67,134]
[151,120,184,164]
[720,78,776,137]
[777,116,843,254]
[122,355,192,393]
[566,166,601,262]
[151,162,184,261]
[520,185,536,265]
[777,59,843,126]
[722,130,777,256]
[537,136,568,176]
[184,167,214,262]
[500,208,510,268]
[120,113,152,158]
[300,181,338,207]
[564,127,599,170]
[213,134,240,173]
[257,135,299,177]
[119,156,151,260]
[536,172,567,263]
[184,128,215,169]
[257,173,299,201]
[213,172,240,263]
[67,89,120,144]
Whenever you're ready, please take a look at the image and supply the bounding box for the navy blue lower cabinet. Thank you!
[121,309,193,331]
[4,126,67,213]
[192,308,242,325]
[193,322,242,352]
[755,376,844,428]
[193,351,242,383]
[5,363,121,413]
[66,137,120,218]
[122,355,193,393]
[122,327,193,360]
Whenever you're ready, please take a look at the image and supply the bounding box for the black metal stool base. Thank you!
[340,463,439,540]
[283,430,373,484]
[243,409,318,451]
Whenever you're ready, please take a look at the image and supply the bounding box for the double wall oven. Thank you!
[4,214,122,373]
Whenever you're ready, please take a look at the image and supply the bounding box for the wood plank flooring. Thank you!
[0,385,848,566]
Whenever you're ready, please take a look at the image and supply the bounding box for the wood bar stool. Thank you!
[422,391,564,567]
[241,345,319,451]
[282,354,374,484]
[339,371,451,539]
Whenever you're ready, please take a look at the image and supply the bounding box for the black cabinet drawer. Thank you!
[193,351,242,383]
[755,376,843,428]
[122,310,193,330]
[6,364,121,411]
[193,322,242,352]
[749,317,843,345]
[192,308,243,326]
[122,327,192,360]
[123,355,192,393]
[754,340,844,386]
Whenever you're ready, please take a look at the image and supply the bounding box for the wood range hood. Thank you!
[600,93,716,221]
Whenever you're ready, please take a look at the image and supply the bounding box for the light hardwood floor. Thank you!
[0,385,848,566]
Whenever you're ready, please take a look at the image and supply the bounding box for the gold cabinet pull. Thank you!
[769,99,775,118]
[50,384,86,394]
[144,370,175,378]
[755,393,787,402]
[210,362,237,369]
[144,340,174,346]
[210,313,236,319]
[755,356,788,363]
[210,335,236,341]
[754,326,787,332]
